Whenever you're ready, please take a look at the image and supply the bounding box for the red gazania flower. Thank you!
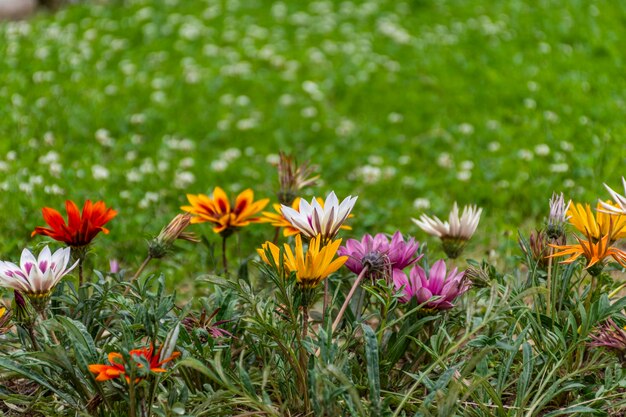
[88,345,180,382]
[32,200,117,247]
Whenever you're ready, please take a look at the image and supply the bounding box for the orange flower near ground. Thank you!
[182,187,269,236]
[549,232,626,269]
[32,200,117,247]
[89,345,180,382]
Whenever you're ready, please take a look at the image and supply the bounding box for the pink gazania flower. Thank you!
[280,191,357,244]
[392,260,469,309]
[338,232,421,278]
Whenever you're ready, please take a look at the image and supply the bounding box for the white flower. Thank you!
[92,165,110,180]
[0,246,78,295]
[412,202,482,241]
[600,177,626,215]
[413,198,431,210]
[281,191,358,242]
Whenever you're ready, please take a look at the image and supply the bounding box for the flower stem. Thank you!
[322,278,329,323]
[299,304,310,414]
[123,255,153,297]
[222,236,229,274]
[27,326,40,350]
[332,266,368,333]
[78,257,84,287]
[546,246,553,318]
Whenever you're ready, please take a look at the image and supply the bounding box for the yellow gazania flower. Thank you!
[257,235,347,289]
[182,187,269,236]
[285,234,348,288]
[261,197,353,238]
[549,232,626,269]
[567,201,626,242]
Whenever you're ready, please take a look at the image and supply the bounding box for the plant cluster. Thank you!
[0,154,625,417]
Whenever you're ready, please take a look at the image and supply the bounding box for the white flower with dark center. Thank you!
[281,191,357,243]
[0,246,78,297]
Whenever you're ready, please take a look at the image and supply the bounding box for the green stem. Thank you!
[27,326,40,351]
[546,247,553,319]
[78,258,84,287]
[128,377,137,417]
[123,255,153,296]
[222,235,229,274]
[299,304,310,414]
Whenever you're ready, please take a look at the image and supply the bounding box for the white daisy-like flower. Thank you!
[600,177,626,215]
[412,203,482,258]
[0,246,78,296]
[281,191,357,243]
[412,202,482,245]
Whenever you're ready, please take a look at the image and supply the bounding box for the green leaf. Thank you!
[362,323,381,415]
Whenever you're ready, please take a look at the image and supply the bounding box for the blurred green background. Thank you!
[1,0,625,291]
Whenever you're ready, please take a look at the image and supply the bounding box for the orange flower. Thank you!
[261,197,353,238]
[32,200,117,247]
[549,232,626,269]
[88,345,180,383]
[182,187,269,236]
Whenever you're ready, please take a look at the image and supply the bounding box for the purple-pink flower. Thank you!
[338,232,421,277]
[393,259,469,309]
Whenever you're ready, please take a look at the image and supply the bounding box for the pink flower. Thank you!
[393,260,469,309]
[338,232,421,276]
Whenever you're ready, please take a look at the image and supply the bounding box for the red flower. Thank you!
[88,345,180,382]
[32,200,117,247]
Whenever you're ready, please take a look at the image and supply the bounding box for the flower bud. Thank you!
[148,213,199,258]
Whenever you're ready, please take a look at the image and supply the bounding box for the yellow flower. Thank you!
[285,234,347,288]
[182,187,269,236]
[261,197,353,238]
[549,232,626,269]
[257,234,347,289]
[567,201,626,242]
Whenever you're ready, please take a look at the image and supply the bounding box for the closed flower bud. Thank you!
[148,213,199,258]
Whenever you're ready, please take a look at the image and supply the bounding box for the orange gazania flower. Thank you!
[549,232,626,269]
[88,345,180,382]
[567,201,626,242]
[261,197,353,238]
[32,200,118,247]
[182,187,269,236]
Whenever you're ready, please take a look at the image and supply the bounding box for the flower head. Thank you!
[519,229,560,269]
[393,260,469,309]
[276,152,319,205]
[148,213,199,258]
[32,200,118,247]
[280,191,357,244]
[588,318,626,360]
[182,187,269,236]
[0,247,78,307]
[600,177,626,215]
[567,201,626,243]
[182,308,233,343]
[262,197,352,238]
[412,202,482,258]
[547,192,570,240]
[258,234,347,289]
[88,344,180,382]
[338,232,421,280]
[549,231,626,274]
